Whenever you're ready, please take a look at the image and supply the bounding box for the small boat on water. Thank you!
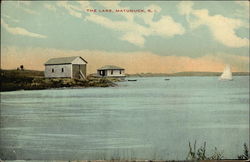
[219,64,233,81]
[128,79,137,81]
[164,78,170,81]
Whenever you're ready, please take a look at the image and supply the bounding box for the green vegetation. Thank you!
[187,141,224,160]
[238,143,249,160]
[0,69,117,92]
[187,141,249,160]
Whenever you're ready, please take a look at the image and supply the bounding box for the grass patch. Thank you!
[0,69,117,92]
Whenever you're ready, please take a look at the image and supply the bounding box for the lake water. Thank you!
[0,76,249,160]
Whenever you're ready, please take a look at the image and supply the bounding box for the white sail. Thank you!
[220,65,233,80]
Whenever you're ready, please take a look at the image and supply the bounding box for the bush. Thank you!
[187,141,223,160]
[238,143,249,160]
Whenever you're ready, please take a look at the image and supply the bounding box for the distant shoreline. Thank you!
[126,72,250,77]
[1,69,249,77]
[1,69,249,92]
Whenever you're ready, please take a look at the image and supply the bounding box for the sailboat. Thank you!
[219,64,233,81]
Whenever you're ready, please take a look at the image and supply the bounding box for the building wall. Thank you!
[81,64,87,77]
[45,64,72,78]
[106,69,125,77]
[71,57,87,64]
[72,64,87,79]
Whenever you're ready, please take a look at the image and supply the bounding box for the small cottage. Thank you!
[44,56,87,79]
[97,65,125,78]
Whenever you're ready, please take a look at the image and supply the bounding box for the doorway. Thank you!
[100,70,106,76]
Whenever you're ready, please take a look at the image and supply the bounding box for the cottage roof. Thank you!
[97,65,124,70]
[45,56,87,65]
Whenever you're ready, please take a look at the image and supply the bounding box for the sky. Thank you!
[1,1,249,74]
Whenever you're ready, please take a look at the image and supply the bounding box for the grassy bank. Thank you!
[0,69,119,92]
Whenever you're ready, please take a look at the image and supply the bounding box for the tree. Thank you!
[20,65,24,71]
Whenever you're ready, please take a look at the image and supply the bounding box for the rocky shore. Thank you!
[0,69,120,92]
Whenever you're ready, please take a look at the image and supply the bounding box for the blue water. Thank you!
[0,76,249,160]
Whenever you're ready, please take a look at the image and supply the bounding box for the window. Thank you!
[52,69,54,73]
[61,68,64,72]
[111,70,113,75]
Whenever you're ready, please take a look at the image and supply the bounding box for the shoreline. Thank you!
[1,69,249,92]
[0,69,120,92]
[0,77,119,92]
[126,72,250,77]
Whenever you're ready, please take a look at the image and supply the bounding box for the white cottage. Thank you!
[97,65,125,78]
[44,56,87,79]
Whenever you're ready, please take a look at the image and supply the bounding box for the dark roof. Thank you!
[97,65,124,70]
[45,56,87,65]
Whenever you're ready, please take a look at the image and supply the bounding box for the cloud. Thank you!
[177,1,249,48]
[2,14,19,23]
[85,13,151,47]
[85,2,185,47]
[86,13,184,47]
[178,1,194,16]
[1,18,47,38]
[121,32,145,47]
[51,1,185,47]
[235,1,249,9]
[78,1,92,11]
[19,1,31,6]
[98,1,121,10]
[97,1,134,21]
[1,46,249,73]
[57,1,83,18]
[148,16,185,37]
[235,1,249,20]
[192,9,249,47]
[56,1,93,19]
[22,8,40,15]
[85,14,149,34]
[44,4,57,12]
[11,1,40,15]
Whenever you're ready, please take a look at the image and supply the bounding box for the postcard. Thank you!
[0,1,249,161]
